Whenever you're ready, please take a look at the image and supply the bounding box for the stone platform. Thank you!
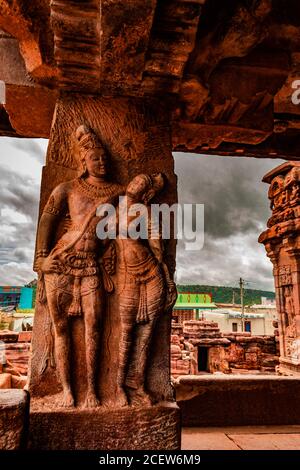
[175,375,300,427]
[29,401,181,450]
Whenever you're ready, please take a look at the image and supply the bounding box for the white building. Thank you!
[196,304,277,336]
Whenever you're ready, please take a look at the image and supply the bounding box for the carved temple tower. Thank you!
[259,162,300,376]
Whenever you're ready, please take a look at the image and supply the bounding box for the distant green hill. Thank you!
[177,285,275,306]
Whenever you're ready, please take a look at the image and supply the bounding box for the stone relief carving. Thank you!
[267,167,300,228]
[114,173,177,407]
[278,266,292,287]
[283,286,296,340]
[261,164,300,364]
[286,338,300,362]
[277,267,296,349]
[34,125,176,409]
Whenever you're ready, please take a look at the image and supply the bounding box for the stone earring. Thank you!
[80,158,87,176]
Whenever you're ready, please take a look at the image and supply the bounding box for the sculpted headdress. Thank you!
[76,125,102,156]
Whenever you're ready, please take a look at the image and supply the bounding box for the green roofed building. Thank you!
[173,291,217,323]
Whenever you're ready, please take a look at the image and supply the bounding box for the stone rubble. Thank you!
[0,330,31,390]
[171,320,279,376]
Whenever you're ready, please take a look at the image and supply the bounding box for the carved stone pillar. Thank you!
[259,162,300,375]
[28,94,180,450]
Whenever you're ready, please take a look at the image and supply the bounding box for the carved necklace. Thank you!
[76,177,124,200]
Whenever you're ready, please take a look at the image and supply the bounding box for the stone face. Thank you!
[259,162,300,375]
[11,375,27,390]
[0,390,29,450]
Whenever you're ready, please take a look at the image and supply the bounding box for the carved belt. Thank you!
[48,251,97,317]
[60,251,99,275]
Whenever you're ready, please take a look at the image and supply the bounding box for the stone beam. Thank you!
[1,0,300,160]
[0,0,56,83]
[0,29,56,137]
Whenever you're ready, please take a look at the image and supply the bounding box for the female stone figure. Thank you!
[115,173,177,407]
[35,125,123,408]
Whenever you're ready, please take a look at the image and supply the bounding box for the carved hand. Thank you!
[37,256,62,274]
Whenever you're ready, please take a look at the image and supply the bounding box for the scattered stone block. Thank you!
[0,389,29,449]
[0,373,11,389]
[11,375,27,389]
[18,332,32,343]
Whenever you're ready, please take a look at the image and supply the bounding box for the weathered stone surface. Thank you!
[171,333,196,376]
[0,390,29,450]
[29,402,180,450]
[0,373,11,389]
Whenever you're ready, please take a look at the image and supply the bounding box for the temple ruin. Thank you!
[1,0,300,451]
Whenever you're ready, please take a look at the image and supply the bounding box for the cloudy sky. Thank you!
[0,137,280,291]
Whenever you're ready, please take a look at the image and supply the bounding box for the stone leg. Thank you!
[45,282,74,407]
[81,287,103,408]
[127,320,157,407]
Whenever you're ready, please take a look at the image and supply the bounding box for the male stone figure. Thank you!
[35,125,123,408]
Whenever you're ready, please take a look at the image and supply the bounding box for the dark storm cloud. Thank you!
[12,247,31,263]
[174,153,282,290]
[0,162,40,279]
[175,153,275,240]
[0,166,40,221]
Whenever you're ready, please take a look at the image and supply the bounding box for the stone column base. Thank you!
[29,401,181,450]
[0,390,29,450]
